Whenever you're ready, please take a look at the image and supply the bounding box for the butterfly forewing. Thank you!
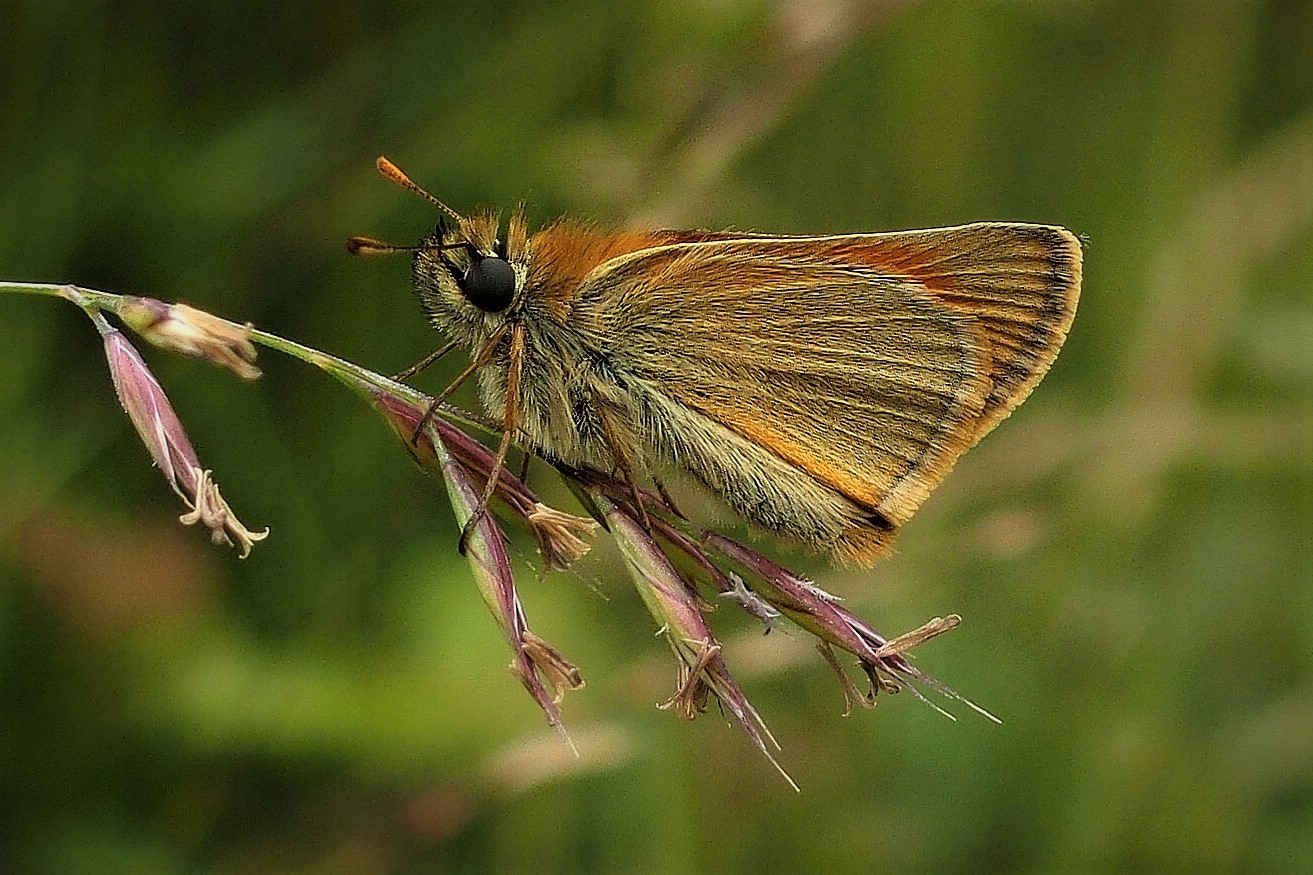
[572,223,1079,534]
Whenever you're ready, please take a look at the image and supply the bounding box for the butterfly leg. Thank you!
[457,322,525,555]
[515,445,532,486]
[412,323,510,445]
[595,411,656,533]
[616,460,653,533]
[392,337,460,383]
[652,476,683,519]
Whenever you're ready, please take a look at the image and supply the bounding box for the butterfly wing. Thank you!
[570,222,1081,561]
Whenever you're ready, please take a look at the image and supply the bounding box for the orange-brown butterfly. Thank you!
[351,157,1081,565]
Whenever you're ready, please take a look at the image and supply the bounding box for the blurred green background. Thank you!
[2,0,1311,872]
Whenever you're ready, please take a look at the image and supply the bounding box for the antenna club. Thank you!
[376,155,412,187]
[372,156,467,225]
[346,235,406,256]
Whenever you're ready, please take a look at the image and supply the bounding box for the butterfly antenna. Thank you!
[376,156,466,225]
[345,235,415,256]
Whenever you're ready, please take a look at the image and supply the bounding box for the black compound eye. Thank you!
[459,255,516,312]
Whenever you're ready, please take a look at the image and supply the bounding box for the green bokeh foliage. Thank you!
[2,1,1310,872]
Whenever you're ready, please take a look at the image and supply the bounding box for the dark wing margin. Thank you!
[834,222,1082,445]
